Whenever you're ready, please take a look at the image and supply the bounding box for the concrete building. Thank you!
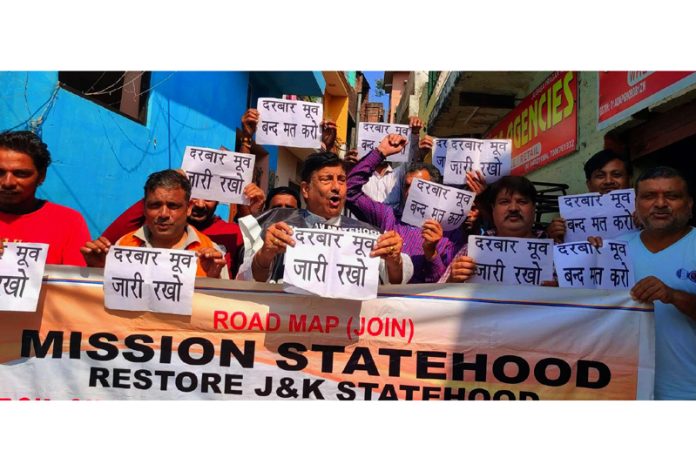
[0,71,325,236]
[363,102,385,123]
[406,71,696,223]
[382,70,429,125]
[392,71,429,125]
[272,72,356,193]
[339,71,371,149]
[383,71,409,124]
[323,71,355,157]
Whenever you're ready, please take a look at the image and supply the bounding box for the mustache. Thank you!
[505,211,522,219]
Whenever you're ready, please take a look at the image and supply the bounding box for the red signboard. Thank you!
[487,71,578,176]
[597,71,696,130]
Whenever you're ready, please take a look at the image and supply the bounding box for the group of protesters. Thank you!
[1,107,695,400]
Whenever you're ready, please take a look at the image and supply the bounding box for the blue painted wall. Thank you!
[0,71,324,237]
[0,71,249,236]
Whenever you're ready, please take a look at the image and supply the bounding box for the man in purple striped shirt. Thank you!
[347,133,467,283]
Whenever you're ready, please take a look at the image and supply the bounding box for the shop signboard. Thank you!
[487,71,578,175]
[597,71,696,130]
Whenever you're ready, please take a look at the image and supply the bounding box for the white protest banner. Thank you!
[255,98,323,148]
[554,240,634,290]
[432,138,448,174]
[182,146,255,205]
[357,122,411,163]
[467,235,554,286]
[283,227,380,300]
[0,243,48,312]
[444,138,512,185]
[104,246,198,315]
[559,189,637,242]
[0,266,655,400]
[401,178,475,231]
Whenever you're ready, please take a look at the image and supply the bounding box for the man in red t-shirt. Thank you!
[0,131,90,266]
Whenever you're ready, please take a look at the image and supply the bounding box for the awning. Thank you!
[427,71,543,138]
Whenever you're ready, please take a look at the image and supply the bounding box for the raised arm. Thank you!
[384,118,430,207]
[238,108,259,154]
[320,120,337,152]
[346,134,406,228]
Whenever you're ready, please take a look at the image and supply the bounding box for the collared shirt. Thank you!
[101,199,242,277]
[236,209,413,284]
[121,225,230,279]
[239,213,344,268]
[347,148,465,283]
[360,130,421,209]
[361,164,405,209]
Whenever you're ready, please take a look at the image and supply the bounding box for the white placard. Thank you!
[283,227,380,300]
[444,138,512,185]
[104,246,198,315]
[559,189,637,242]
[357,122,411,163]
[255,98,323,148]
[432,138,448,174]
[467,235,554,286]
[0,242,48,312]
[401,178,475,231]
[181,146,255,205]
[554,240,634,290]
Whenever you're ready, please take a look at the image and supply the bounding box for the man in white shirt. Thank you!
[237,152,413,284]
[359,117,429,209]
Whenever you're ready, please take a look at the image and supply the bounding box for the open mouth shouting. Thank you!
[328,194,342,208]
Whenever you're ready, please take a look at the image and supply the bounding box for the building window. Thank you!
[58,71,151,124]
[427,71,441,102]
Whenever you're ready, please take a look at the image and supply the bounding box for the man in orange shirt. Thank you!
[81,170,227,278]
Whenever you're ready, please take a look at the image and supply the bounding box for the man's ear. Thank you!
[300,181,309,200]
[186,199,193,217]
[37,171,46,187]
